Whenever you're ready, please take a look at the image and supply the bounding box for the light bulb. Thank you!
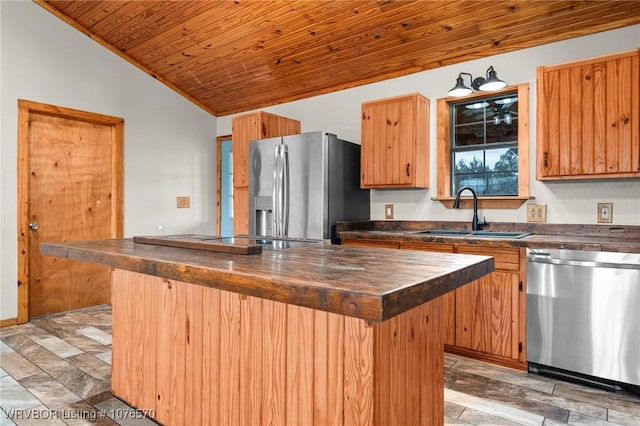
[504,112,512,125]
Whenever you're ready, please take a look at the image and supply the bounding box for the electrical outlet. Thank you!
[526,203,547,222]
[177,196,191,208]
[597,202,613,223]
[384,204,394,220]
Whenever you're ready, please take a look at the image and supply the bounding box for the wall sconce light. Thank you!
[446,66,507,97]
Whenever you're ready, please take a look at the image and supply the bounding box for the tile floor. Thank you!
[0,305,638,425]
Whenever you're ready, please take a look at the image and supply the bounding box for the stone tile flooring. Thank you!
[0,305,638,425]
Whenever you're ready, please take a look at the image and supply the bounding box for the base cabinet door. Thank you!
[454,271,520,359]
[452,245,525,368]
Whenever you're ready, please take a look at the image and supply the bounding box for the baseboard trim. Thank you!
[445,345,528,371]
[0,317,18,327]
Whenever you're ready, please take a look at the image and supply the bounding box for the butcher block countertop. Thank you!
[40,236,494,323]
[336,221,640,253]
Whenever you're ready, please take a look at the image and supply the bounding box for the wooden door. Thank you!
[17,100,123,322]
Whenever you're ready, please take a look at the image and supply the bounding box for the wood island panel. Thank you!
[112,269,445,426]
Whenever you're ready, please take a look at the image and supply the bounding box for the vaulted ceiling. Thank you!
[37,1,640,117]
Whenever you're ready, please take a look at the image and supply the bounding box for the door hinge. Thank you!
[519,281,523,291]
[518,342,523,353]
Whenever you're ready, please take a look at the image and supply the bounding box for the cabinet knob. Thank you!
[543,152,549,168]
[406,163,410,177]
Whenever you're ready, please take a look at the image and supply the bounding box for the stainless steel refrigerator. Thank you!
[248,131,370,241]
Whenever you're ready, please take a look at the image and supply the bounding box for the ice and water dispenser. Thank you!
[253,195,273,236]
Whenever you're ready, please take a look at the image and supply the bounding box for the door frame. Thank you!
[216,134,232,236]
[17,99,124,323]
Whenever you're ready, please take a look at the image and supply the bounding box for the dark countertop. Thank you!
[336,221,640,253]
[40,237,494,323]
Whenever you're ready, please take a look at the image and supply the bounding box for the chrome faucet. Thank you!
[453,186,482,231]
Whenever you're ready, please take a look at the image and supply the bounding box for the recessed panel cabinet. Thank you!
[342,239,527,370]
[360,93,430,188]
[537,49,640,179]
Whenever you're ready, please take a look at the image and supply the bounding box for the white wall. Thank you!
[1,1,217,321]
[218,25,640,227]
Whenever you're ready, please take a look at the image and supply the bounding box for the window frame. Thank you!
[435,83,530,209]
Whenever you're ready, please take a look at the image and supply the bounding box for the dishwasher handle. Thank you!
[528,253,640,270]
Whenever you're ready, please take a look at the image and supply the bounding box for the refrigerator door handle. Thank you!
[272,143,289,237]
[272,145,280,237]
[282,144,289,236]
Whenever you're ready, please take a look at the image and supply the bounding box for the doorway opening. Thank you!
[217,135,233,237]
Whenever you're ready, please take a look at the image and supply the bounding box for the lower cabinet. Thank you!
[343,239,527,370]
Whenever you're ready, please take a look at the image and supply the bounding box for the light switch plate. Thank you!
[384,204,394,220]
[597,202,613,223]
[527,203,547,222]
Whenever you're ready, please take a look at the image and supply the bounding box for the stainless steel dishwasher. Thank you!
[527,248,640,394]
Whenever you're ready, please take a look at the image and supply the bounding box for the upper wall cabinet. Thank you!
[537,49,640,180]
[361,93,430,188]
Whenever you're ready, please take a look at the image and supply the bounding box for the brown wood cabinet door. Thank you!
[231,114,259,188]
[537,50,640,179]
[455,271,519,359]
[363,98,413,186]
[454,245,521,359]
[233,187,249,236]
[361,94,429,188]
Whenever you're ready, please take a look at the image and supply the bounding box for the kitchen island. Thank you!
[41,236,494,426]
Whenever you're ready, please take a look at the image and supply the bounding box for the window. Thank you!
[435,83,530,209]
[451,93,519,196]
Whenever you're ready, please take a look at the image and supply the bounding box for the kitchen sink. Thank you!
[470,231,531,238]
[411,230,471,236]
[410,230,531,239]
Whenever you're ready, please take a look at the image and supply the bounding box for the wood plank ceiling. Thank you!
[37,1,640,117]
